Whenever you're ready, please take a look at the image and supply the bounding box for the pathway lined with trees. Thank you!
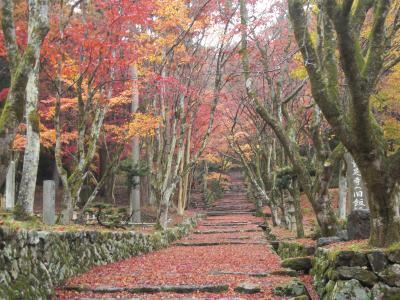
[56,173,315,299]
[1,0,400,299]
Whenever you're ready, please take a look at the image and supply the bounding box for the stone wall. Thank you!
[312,247,400,299]
[0,216,199,299]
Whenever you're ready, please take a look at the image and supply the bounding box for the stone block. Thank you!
[347,209,370,240]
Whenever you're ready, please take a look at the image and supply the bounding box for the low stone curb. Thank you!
[174,241,268,246]
[193,229,262,234]
[64,284,230,294]
[210,268,297,277]
[200,222,262,227]
[234,283,261,294]
[206,211,256,216]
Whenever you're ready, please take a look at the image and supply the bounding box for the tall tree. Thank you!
[289,0,400,246]
[130,65,141,222]
[0,0,49,189]
[239,0,342,236]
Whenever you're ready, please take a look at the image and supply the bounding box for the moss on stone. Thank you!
[277,241,315,259]
[386,242,400,252]
[281,256,313,272]
[324,280,336,299]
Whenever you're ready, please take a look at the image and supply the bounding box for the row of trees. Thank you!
[0,0,238,228]
[211,0,399,247]
[1,0,399,247]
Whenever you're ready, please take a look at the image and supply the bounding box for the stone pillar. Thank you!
[344,153,371,240]
[286,194,296,232]
[344,153,368,211]
[5,161,15,211]
[43,180,56,224]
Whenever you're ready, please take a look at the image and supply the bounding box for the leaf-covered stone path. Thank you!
[55,177,314,299]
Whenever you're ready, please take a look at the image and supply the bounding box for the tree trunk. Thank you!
[202,161,208,206]
[314,193,337,236]
[0,92,23,189]
[288,0,400,246]
[291,179,304,238]
[52,162,60,188]
[270,204,280,226]
[0,0,49,188]
[239,0,337,236]
[177,147,186,216]
[158,187,173,230]
[368,182,400,247]
[16,47,41,218]
[279,191,288,229]
[311,158,339,236]
[177,124,192,215]
[147,138,156,205]
[130,65,141,222]
[61,190,73,225]
[99,143,108,198]
[308,144,343,236]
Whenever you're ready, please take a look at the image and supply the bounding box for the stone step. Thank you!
[193,229,262,234]
[206,207,255,210]
[76,298,143,300]
[214,199,247,202]
[201,222,262,226]
[216,205,253,207]
[64,284,229,294]
[212,200,251,203]
[165,298,246,300]
[206,211,256,216]
[187,236,253,241]
[209,269,297,277]
[210,203,251,207]
[214,201,248,203]
[213,199,248,202]
[212,204,249,207]
[174,241,268,246]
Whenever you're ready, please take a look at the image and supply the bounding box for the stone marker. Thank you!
[5,161,15,211]
[347,209,371,240]
[43,180,56,224]
[344,153,368,210]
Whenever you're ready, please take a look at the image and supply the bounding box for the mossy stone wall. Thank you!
[312,247,400,299]
[0,216,198,299]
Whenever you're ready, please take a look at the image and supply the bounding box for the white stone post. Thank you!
[43,180,56,224]
[344,153,368,211]
[5,161,15,211]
